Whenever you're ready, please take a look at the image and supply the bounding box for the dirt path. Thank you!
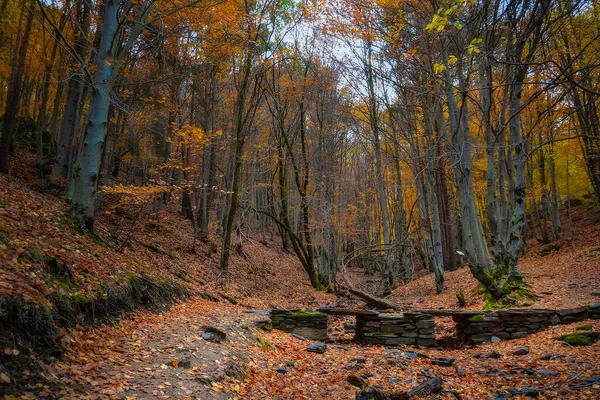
[46,298,260,399]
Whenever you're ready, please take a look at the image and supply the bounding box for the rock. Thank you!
[175,354,193,369]
[513,346,530,356]
[491,336,501,343]
[293,327,328,341]
[557,332,600,346]
[538,368,559,376]
[202,326,227,342]
[283,359,296,367]
[352,358,367,364]
[417,337,437,346]
[521,386,540,397]
[455,366,466,377]
[593,289,600,297]
[403,351,418,360]
[255,319,272,331]
[292,333,307,341]
[243,309,270,316]
[307,342,327,354]
[276,366,287,374]
[431,357,455,367]
[484,350,502,359]
[224,359,247,379]
[540,353,562,361]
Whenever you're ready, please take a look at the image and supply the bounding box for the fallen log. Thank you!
[339,266,402,311]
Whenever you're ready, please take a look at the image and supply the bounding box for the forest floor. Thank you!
[2,149,600,399]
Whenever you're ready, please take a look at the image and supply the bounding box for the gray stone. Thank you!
[470,334,490,344]
[511,331,530,339]
[484,350,502,359]
[513,346,530,356]
[365,321,382,327]
[495,332,511,340]
[363,332,400,338]
[538,368,559,377]
[307,342,327,354]
[276,366,287,374]
[417,333,436,339]
[381,324,406,334]
[401,331,418,338]
[386,337,416,345]
[417,337,437,346]
[293,327,328,341]
[416,320,435,329]
[593,289,600,297]
[379,313,405,319]
[255,319,273,331]
[432,357,455,366]
[491,336,501,343]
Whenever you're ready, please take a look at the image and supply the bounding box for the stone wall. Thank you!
[355,311,436,346]
[270,309,328,340]
[454,304,600,344]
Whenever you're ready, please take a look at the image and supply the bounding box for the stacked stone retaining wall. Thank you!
[355,311,436,346]
[454,304,600,344]
[269,303,600,346]
[270,309,328,340]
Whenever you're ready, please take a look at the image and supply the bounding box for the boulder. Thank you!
[307,341,327,354]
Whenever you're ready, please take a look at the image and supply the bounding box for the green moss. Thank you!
[562,333,592,346]
[21,248,46,264]
[469,314,485,322]
[456,289,466,307]
[481,276,539,309]
[72,295,93,305]
[576,324,593,331]
[0,232,11,247]
[292,309,327,318]
[175,272,190,282]
[256,336,274,349]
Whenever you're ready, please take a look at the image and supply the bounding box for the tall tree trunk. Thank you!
[444,63,504,297]
[51,0,90,184]
[548,141,561,237]
[365,39,392,293]
[70,0,119,229]
[0,2,34,174]
[220,43,254,277]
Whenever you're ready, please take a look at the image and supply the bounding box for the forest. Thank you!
[1,0,600,398]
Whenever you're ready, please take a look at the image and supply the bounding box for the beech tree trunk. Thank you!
[51,0,90,184]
